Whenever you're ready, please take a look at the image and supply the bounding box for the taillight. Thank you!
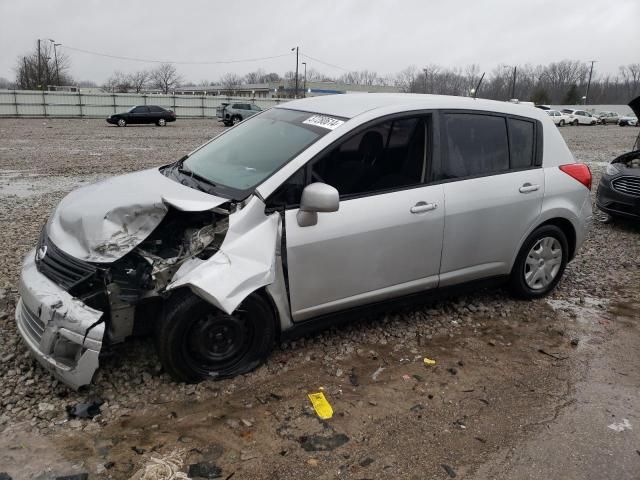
[559,163,592,190]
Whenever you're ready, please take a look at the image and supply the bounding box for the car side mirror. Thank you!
[296,182,339,227]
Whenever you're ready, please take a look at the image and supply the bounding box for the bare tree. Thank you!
[244,69,267,84]
[102,71,131,93]
[219,73,242,94]
[14,41,73,89]
[150,63,181,94]
[619,64,640,99]
[128,70,150,93]
[394,66,419,93]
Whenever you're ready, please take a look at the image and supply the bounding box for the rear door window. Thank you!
[440,113,509,179]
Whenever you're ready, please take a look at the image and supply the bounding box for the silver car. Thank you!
[15,94,593,388]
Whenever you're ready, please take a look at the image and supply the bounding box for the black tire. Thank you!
[232,115,242,125]
[117,118,126,127]
[559,120,565,127]
[156,118,167,127]
[572,119,579,126]
[509,225,569,299]
[156,290,276,383]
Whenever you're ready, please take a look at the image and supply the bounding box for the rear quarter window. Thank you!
[508,118,535,169]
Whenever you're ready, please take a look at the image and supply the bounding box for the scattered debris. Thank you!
[348,370,359,386]
[240,450,258,461]
[359,457,374,467]
[423,357,437,366]
[368,400,377,406]
[308,391,334,420]
[240,419,253,427]
[537,349,568,360]
[608,419,632,432]
[132,446,146,455]
[441,464,457,478]
[488,339,497,346]
[447,367,458,375]
[187,462,222,479]
[474,437,487,443]
[66,400,103,419]
[412,374,424,382]
[570,338,579,347]
[402,374,412,381]
[372,366,386,381]
[299,433,350,452]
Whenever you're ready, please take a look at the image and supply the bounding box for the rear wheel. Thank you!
[572,119,579,126]
[232,115,242,125]
[156,290,276,383]
[157,118,167,127]
[117,118,126,127]
[559,120,565,126]
[509,225,568,299]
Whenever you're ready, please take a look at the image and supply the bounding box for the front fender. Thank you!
[167,197,280,314]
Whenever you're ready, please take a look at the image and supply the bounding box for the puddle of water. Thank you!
[546,296,610,324]
[0,170,107,198]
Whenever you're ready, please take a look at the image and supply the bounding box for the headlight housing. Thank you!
[605,163,621,176]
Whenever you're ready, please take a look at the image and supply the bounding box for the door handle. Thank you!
[519,183,540,193]
[410,201,438,214]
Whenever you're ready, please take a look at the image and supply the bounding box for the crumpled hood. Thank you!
[47,168,228,263]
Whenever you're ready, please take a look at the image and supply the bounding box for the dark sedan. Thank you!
[107,105,176,127]
[596,96,640,222]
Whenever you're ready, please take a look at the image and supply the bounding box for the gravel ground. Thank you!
[0,119,638,479]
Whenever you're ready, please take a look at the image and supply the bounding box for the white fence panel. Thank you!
[0,90,289,118]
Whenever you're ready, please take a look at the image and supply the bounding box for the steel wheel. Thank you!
[524,236,563,290]
[117,118,126,127]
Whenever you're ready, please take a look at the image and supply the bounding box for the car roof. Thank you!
[278,93,549,121]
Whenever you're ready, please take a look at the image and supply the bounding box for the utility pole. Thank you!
[302,61,307,97]
[291,46,299,98]
[423,68,428,93]
[511,66,517,99]
[585,60,596,105]
[49,39,61,86]
[37,39,42,90]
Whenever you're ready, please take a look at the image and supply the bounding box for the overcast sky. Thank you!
[0,0,637,84]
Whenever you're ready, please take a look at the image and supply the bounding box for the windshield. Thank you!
[182,108,337,193]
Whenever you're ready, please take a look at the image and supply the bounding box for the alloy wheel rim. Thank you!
[524,236,562,290]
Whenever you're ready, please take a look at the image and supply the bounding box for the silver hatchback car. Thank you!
[16,94,592,388]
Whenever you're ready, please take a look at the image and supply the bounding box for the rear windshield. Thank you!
[561,109,573,114]
[183,109,339,193]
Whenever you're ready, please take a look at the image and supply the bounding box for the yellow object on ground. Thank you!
[423,357,437,366]
[308,392,334,419]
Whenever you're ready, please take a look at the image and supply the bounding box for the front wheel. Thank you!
[156,290,276,383]
[559,120,565,126]
[157,118,167,126]
[509,225,569,299]
[572,119,579,126]
[232,115,242,125]
[117,118,126,127]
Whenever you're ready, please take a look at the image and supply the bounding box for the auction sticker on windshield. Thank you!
[303,115,345,130]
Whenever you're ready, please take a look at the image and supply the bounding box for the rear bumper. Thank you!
[596,177,640,219]
[15,250,105,389]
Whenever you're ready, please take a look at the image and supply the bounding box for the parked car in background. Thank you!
[16,94,592,388]
[596,111,620,125]
[107,105,176,127]
[618,113,638,127]
[597,96,640,222]
[561,109,598,126]
[545,109,571,126]
[216,102,262,126]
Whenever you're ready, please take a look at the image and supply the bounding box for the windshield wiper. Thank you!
[175,157,218,188]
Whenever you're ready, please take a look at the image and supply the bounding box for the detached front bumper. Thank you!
[15,250,105,389]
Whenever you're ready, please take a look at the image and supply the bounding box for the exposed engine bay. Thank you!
[611,150,640,168]
[47,207,230,345]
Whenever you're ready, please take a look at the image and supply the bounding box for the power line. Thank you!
[60,44,292,65]
[300,52,351,72]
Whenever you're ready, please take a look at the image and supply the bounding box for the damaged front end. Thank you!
[16,179,236,389]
